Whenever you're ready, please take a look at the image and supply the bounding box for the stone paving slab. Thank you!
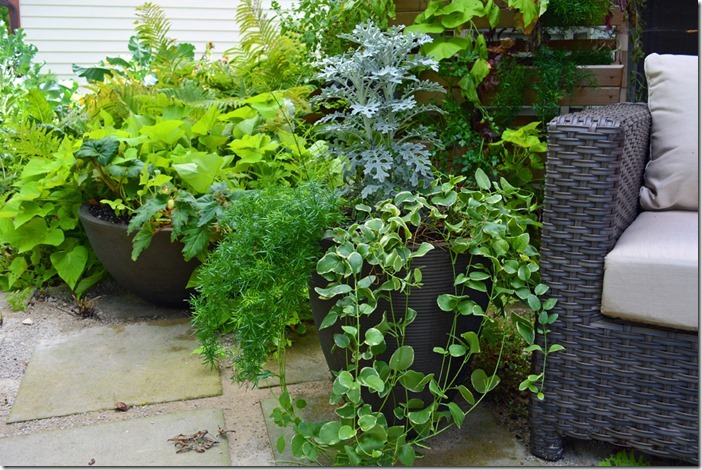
[8,319,222,423]
[0,408,231,466]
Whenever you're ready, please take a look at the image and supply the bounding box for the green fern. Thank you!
[134,2,175,55]
[224,0,311,95]
[82,76,149,125]
[7,121,61,159]
[234,0,279,60]
[160,79,219,111]
[598,449,651,466]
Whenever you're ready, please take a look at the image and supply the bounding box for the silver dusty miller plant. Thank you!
[315,21,446,203]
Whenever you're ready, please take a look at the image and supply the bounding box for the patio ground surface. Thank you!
[0,286,681,466]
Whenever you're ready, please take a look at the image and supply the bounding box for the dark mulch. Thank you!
[87,204,131,225]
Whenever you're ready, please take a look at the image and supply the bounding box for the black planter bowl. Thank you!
[309,238,490,426]
[78,205,200,308]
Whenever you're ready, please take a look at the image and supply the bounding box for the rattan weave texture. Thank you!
[529,103,699,463]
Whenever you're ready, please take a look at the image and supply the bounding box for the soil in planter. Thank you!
[86,203,131,225]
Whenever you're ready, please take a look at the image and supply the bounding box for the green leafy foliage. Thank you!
[77,88,329,261]
[273,0,396,59]
[0,135,105,302]
[491,47,596,128]
[0,27,82,192]
[405,0,507,104]
[490,121,547,200]
[271,172,562,464]
[0,28,97,304]
[543,0,612,27]
[0,2,335,301]
[425,96,501,178]
[191,183,343,382]
[133,1,176,56]
[209,0,314,97]
[598,449,652,467]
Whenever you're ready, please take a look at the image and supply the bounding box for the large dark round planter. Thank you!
[78,205,200,308]
[309,238,490,424]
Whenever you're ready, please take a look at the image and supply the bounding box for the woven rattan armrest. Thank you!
[537,103,651,328]
[530,103,699,464]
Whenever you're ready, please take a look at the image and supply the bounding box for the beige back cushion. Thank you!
[639,54,699,211]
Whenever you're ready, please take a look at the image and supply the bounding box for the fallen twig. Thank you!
[218,425,236,436]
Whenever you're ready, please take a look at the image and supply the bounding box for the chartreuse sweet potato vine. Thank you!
[267,171,562,465]
[76,88,328,262]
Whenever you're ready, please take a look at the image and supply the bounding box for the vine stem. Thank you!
[91,159,121,196]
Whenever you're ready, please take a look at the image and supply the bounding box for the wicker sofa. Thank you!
[529,54,699,463]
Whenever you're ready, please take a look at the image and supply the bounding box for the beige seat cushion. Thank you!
[639,54,699,211]
[602,211,698,331]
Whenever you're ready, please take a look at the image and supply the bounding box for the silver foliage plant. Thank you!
[315,21,446,203]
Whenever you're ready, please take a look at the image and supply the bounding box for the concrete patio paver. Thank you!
[0,408,231,466]
[7,318,222,423]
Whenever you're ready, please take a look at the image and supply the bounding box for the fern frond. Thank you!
[223,0,311,95]
[82,75,149,124]
[134,2,175,54]
[228,0,285,62]
[6,120,62,163]
[185,97,246,112]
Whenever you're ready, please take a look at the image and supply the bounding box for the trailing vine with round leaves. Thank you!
[271,171,562,465]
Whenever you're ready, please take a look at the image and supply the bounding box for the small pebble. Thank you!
[21,318,33,325]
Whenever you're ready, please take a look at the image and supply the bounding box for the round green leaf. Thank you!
[407,406,432,425]
[318,421,342,445]
[437,293,460,312]
[317,252,342,274]
[397,443,416,466]
[448,344,467,357]
[337,371,354,388]
[461,331,481,353]
[389,346,414,371]
[347,251,363,274]
[475,168,491,190]
[359,367,385,393]
[471,369,500,394]
[457,384,476,405]
[358,415,377,432]
[448,401,465,428]
[398,370,430,393]
[338,425,356,440]
[334,333,351,348]
[364,328,384,346]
